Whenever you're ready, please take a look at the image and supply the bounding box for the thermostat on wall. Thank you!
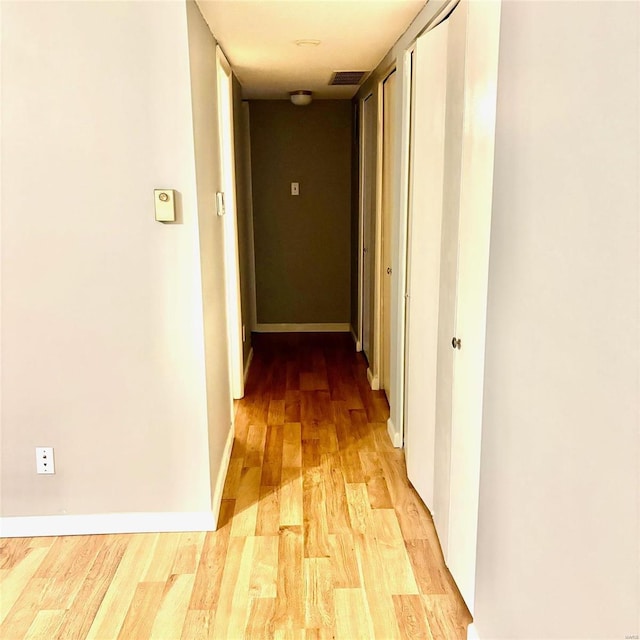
[154,189,176,222]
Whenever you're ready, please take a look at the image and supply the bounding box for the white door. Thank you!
[404,18,450,512]
[432,0,468,564]
[216,47,244,400]
[445,0,501,613]
[404,0,501,614]
[361,94,376,362]
[381,70,396,398]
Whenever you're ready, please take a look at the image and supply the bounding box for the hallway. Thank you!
[207,332,470,638]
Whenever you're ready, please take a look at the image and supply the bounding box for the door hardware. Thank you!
[387,267,392,275]
[451,337,461,349]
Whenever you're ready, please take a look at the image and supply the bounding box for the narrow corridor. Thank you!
[201,332,471,638]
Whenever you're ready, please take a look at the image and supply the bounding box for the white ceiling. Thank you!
[196,0,427,100]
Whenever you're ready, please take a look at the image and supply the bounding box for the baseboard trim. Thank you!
[467,623,479,639]
[350,326,362,352]
[0,510,216,538]
[366,367,380,391]
[387,417,402,448]
[243,347,254,384]
[254,323,350,333]
[211,423,235,529]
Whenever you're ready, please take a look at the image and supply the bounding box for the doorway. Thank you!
[216,46,244,401]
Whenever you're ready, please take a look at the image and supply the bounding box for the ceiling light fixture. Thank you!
[290,90,312,106]
[295,39,321,47]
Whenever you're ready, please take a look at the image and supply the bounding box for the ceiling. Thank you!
[196,0,427,100]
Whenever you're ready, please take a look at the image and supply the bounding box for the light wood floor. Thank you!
[0,333,470,639]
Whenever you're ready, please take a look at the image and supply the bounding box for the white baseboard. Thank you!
[254,323,350,333]
[243,347,254,384]
[211,422,235,528]
[366,367,380,390]
[467,623,479,639]
[350,326,362,352]
[0,510,216,538]
[387,417,402,448]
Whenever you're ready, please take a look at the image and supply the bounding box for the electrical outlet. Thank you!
[35,447,55,474]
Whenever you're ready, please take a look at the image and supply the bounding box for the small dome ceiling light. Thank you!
[295,39,321,47]
[290,90,312,106]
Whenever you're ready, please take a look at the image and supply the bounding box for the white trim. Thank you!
[0,510,215,538]
[467,623,479,640]
[211,423,235,526]
[392,46,416,454]
[366,367,380,391]
[243,347,254,384]
[217,46,244,401]
[387,417,402,448]
[254,323,350,333]
[350,326,362,352]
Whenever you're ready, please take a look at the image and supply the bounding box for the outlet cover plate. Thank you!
[36,447,55,474]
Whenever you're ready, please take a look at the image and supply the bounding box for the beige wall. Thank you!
[475,1,639,637]
[1,1,228,519]
[249,100,352,325]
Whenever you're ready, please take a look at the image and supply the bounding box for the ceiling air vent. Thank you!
[329,71,367,86]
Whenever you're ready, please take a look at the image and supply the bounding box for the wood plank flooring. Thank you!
[0,332,471,639]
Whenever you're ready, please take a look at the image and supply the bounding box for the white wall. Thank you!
[474,2,639,637]
[1,1,225,522]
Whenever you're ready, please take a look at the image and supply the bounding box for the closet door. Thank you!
[404,17,450,512]
[446,0,501,613]
[404,0,501,614]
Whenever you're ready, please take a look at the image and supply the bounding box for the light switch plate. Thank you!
[291,182,299,196]
[154,189,176,222]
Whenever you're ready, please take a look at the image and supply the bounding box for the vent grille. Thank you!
[329,71,367,86]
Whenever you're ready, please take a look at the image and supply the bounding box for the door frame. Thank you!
[394,45,416,446]
[216,46,244,401]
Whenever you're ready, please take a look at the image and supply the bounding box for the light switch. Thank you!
[291,182,300,196]
[154,189,176,222]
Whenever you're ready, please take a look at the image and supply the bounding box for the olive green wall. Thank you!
[350,99,360,334]
[249,100,351,325]
[232,79,253,366]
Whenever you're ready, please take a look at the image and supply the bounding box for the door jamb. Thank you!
[216,46,244,401]
[392,45,416,448]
